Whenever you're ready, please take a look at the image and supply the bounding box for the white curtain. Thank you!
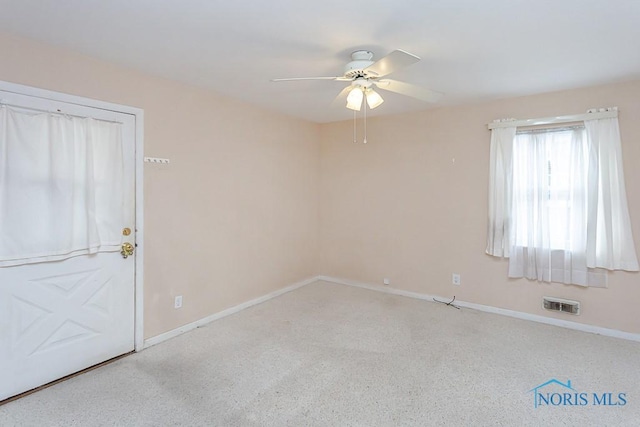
[507,127,607,286]
[486,114,639,287]
[0,106,124,267]
[485,124,517,257]
[584,117,639,271]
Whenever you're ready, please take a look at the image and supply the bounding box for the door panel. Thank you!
[0,89,136,401]
[0,253,134,399]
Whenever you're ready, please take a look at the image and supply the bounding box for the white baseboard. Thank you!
[318,275,640,343]
[143,275,320,349]
[144,274,640,349]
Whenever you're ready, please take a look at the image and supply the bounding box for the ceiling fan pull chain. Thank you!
[363,97,367,144]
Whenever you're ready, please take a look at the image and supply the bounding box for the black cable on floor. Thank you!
[433,295,460,309]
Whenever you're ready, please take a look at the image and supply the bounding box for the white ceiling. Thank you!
[1,0,640,123]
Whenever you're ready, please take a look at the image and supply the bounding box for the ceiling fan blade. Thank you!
[271,76,350,82]
[363,49,420,78]
[374,79,443,103]
[330,86,353,108]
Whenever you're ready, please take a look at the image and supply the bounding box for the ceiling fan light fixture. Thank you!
[365,89,384,109]
[346,88,363,111]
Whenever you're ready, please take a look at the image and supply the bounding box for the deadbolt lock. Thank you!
[123,227,131,236]
[121,242,134,259]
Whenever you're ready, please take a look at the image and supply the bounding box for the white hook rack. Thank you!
[144,157,170,164]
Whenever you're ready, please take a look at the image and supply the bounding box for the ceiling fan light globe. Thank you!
[346,88,364,111]
[366,89,384,109]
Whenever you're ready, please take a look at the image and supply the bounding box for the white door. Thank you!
[0,90,136,401]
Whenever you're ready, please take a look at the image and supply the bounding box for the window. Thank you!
[486,112,639,287]
[511,126,587,251]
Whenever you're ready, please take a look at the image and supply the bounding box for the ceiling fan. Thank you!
[272,49,442,111]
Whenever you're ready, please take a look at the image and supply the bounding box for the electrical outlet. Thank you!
[383,278,390,285]
[174,295,183,309]
[452,274,461,286]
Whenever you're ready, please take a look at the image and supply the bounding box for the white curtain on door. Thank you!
[0,106,124,267]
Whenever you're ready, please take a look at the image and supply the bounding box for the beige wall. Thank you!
[320,80,640,334]
[0,32,320,338]
[2,31,638,338]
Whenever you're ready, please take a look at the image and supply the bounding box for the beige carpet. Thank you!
[1,281,639,426]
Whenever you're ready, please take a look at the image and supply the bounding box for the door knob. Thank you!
[121,242,134,259]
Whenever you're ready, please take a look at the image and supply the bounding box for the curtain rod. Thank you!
[487,109,618,130]
[0,102,123,125]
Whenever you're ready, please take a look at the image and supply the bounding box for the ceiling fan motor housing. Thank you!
[344,50,375,78]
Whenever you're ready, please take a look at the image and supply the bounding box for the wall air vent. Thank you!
[543,296,580,315]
